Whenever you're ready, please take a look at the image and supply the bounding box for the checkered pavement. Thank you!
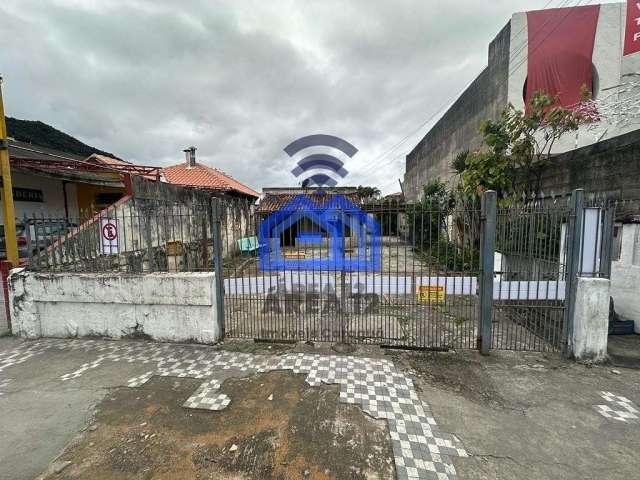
[594,391,639,423]
[1,339,467,479]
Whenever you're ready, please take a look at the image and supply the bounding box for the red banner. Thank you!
[525,5,600,111]
[624,0,640,56]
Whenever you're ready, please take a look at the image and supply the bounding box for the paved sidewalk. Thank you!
[404,349,640,479]
[1,336,639,479]
[0,337,465,480]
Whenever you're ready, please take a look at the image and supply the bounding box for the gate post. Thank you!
[478,190,497,355]
[211,197,225,339]
[563,189,584,354]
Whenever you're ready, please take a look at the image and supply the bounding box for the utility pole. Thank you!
[0,76,19,265]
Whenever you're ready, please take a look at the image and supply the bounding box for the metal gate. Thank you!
[222,191,481,349]
[18,187,613,353]
[219,189,611,352]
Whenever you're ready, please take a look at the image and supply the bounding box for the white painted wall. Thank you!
[610,222,640,332]
[508,3,640,154]
[571,276,611,362]
[8,270,221,343]
[0,171,80,224]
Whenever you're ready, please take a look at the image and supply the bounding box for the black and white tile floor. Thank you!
[594,391,639,423]
[0,339,467,479]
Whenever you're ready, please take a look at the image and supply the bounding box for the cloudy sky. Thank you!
[0,0,598,193]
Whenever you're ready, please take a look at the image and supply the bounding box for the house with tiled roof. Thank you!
[256,187,361,215]
[162,147,259,200]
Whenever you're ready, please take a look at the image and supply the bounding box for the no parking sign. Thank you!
[100,218,119,254]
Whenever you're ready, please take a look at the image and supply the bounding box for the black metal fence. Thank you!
[222,194,483,348]
[491,199,571,351]
[23,189,615,353]
[24,197,252,273]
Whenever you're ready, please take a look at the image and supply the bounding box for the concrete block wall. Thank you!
[403,21,511,201]
[8,270,221,344]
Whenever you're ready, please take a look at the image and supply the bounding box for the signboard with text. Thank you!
[417,285,445,304]
[624,0,640,55]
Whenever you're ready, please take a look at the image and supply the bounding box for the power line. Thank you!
[356,0,590,180]
[355,0,569,178]
[357,0,581,179]
[353,69,485,176]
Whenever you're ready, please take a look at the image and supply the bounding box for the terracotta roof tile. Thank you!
[162,162,259,198]
[257,192,362,213]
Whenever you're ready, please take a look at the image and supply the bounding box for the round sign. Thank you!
[102,222,117,241]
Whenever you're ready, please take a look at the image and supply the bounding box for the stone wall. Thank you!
[8,270,221,343]
[404,21,511,201]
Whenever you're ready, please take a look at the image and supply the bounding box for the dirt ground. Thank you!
[40,371,394,480]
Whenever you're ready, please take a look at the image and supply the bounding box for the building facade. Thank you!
[405,2,640,201]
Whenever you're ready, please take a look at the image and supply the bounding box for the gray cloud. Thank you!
[2,0,578,193]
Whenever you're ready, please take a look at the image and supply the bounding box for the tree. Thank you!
[355,185,381,200]
[405,179,478,271]
[459,89,594,196]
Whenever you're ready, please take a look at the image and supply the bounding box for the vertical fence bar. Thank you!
[211,197,225,339]
[24,213,32,263]
[600,204,615,278]
[563,188,584,353]
[144,203,154,273]
[478,190,496,355]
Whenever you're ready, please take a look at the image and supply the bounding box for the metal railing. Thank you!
[21,189,618,353]
[24,196,254,273]
[222,193,484,348]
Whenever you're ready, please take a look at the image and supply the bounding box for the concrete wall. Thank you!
[538,128,640,202]
[611,222,640,332]
[132,176,255,259]
[571,276,611,362]
[8,270,221,344]
[403,22,511,201]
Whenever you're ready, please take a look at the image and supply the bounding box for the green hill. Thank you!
[6,117,119,159]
